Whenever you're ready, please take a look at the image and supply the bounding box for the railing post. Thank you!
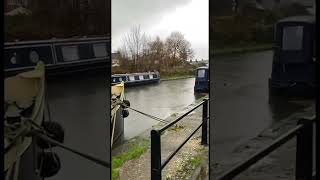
[151,130,161,180]
[201,98,208,145]
[296,118,313,180]
[316,115,319,179]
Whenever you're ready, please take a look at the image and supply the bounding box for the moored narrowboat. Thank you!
[269,16,316,96]
[111,71,160,86]
[4,37,110,77]
[5,62,65,180]
[111,82,130,148]
[194,66,209,93]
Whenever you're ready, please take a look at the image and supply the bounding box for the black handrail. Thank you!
[216,116,317,180]
[151,98,209,180]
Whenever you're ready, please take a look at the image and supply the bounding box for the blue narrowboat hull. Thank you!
[269,16,315,97]
[124,78,160,86]
[268,78,316,96]
[194,81,209,92]
[194,66,209,93]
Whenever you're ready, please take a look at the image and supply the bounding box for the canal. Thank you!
[210,50,314,167]
[46,73,109,180]
[45,74,201,180]
[42,50,314,180]
[124,78,203,139]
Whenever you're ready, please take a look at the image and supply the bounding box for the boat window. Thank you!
[93,43,107,58]
[143,75,149,79]
[129,76,135,81]
[29,51,39,63]
[10,53,18,64]
[197,69,206,78]
[134,76,140,80]
[139,75,144,80]
[153,74,158,78]
[62,46,79,61]
[112,77,117,83]
[282,26,303,51]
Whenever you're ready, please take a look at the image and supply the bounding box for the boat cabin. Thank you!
[194,66,209,92]
[111,71,160,86]
[269,16,316,95]
[4,37,110,77]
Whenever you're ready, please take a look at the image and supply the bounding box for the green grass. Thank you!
[112,139,149,180]
[190,155,202,167]
[160,74,194,81]
[165,148,207,179]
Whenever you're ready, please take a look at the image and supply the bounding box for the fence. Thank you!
[150,98,209,180]
[217,116,318,180]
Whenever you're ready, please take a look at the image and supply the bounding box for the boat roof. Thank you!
[196,66,209,70]
[278,16,315,24]
[112,72,158,77]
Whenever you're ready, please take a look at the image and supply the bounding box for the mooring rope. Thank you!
[25,119,111,168]
[31,131,111,168]
[5,118,110,169]
[119,102,170,124]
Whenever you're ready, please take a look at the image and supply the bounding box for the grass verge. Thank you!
[160,74,194,81]
[112,139,149,180]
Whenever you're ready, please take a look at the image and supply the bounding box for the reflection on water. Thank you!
[268,95,312,121]
[124,78,203,139]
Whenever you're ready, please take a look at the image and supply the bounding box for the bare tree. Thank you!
[122,25,147,69]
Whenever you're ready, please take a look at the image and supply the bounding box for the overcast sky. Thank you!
[112,0,208,60]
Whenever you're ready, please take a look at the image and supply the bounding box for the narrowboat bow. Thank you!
[194,66,209,93]
[269,16,316,96]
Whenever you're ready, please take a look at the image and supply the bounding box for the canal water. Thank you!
[46,73,109,180]
[209,50,315,163]
[124,78,202,139]
[45,74,200,180]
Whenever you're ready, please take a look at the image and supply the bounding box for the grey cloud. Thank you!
[112,0,192,37]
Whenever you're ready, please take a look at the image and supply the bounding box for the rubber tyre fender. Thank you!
[122,99,130,108]
[122,109,129,118]
[36,121,65,149]
[37,152,61,178]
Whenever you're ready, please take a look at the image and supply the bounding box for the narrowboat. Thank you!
[111,71,160,86]
[5,62,64,179]
[4,37,110,77]
[194,66,209,93]
[269,16,316,96]
[111,82,130,148]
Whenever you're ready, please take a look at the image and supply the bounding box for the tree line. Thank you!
[114,25,194,73]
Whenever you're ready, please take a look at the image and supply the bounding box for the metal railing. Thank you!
[217,116,318,180]
[150,98,209,180]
